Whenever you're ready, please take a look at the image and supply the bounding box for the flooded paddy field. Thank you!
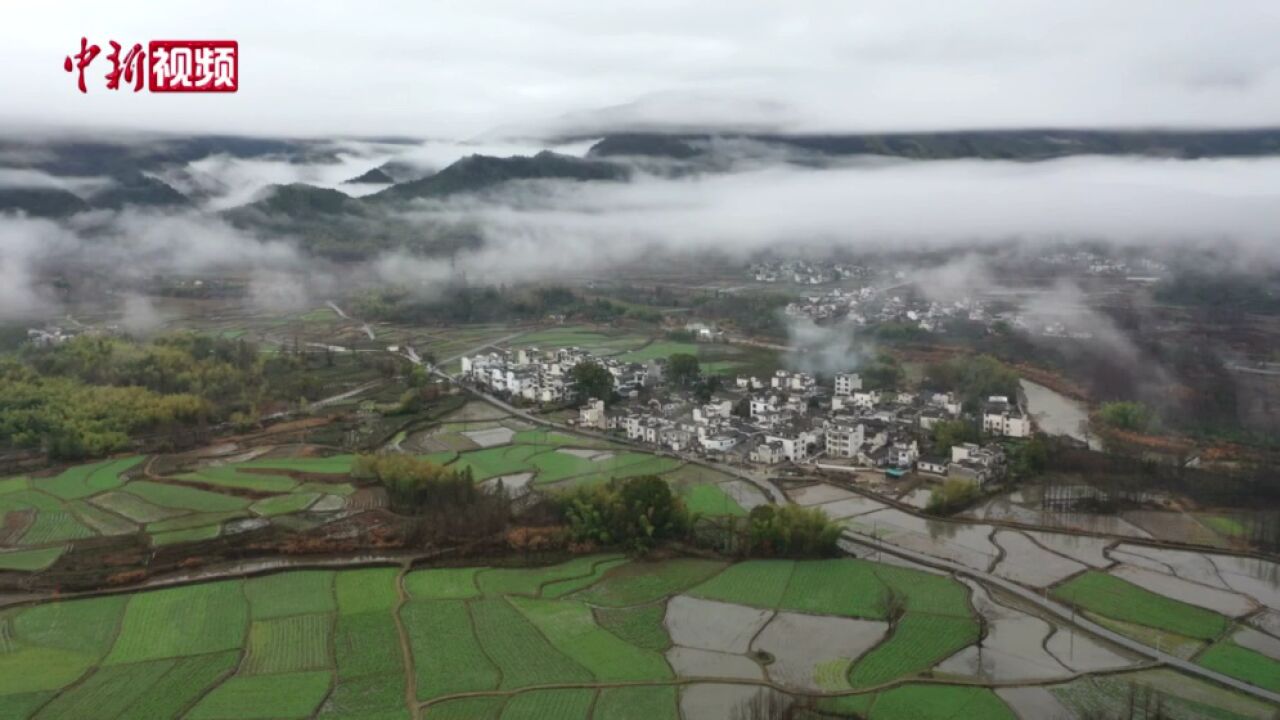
[992,530,1088,588]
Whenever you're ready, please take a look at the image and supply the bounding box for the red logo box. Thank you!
[148,40,238,92]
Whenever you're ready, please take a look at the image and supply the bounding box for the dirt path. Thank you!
[393,560,421,720]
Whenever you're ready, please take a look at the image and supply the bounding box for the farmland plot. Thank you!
[499,688,595,720]
[847,613,979,688]
[245,570,336,619]
[335,611,403,679]
[1109,564,1256,616]
[1051,571,1229,640]
[470,597,593,689]
[572,558,727,607]
[687,559,794,608]
[935,580,1072,682]
[242,613,332,674]
[664,595,773,654]
[1019,529,1115,567]
[594,603,670,650]
[187,670,332,719]
[105,581,248,664]
[336,567,399,614]
[665,646,763,681]
[1197,640,1280,693]
[752,611,887,691]
[404,599,499,700]
[406,566,483,600]
[593,686,679,720]
[991,530,1087,588]
[509,596,672,681]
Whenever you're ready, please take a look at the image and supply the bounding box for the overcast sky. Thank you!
[3,1,1280,139]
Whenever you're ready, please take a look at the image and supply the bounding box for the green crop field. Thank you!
[500,688,596,720]
[542,558,629,598]
[250,492,320,517]
[106,582,248,664]
[476,555,622,597]
[16,511,95,545]
[406,566,483,599]
[405,599,500,700]
[242,613,333,675]
[69,500,139,535]
[1196,640,1280,692]
[1051,571,1229,640]
[122,480,251,513]
[150,524,222,546]
[574,558,727,606]
[241,455,356,474]
[38,456,143,499]
[593,686,679,720]
[679,482,746,517]
[509,596,672,682]
[4,558,1266,719]
[90,490,183,523]
[187,670,332,719]
[0,546,66,571]
[334,611,402,679]
[688,559,795,608]
[847,614,980,688]
[471,597,594,689]
[178,467,298,493]
[336,567,400,614]
[593,603,670,650]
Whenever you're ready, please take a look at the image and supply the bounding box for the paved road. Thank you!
[841,529,1280,705]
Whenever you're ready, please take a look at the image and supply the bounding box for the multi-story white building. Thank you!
[825,423,865,459]
[834,372,862,396]
[982,396,1031,437]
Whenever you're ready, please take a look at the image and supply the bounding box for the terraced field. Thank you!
[5,554,1270,719]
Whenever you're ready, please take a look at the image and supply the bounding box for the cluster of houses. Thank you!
[460,346,1029,487]
[460,346,656,404]
[749,260,867,285]
[784,287,992,332]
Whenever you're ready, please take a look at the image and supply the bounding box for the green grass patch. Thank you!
[122,480,250,513]
[451,445,543,480]
[0,489,62,514]
[336,567,400,614]
[593,604,670,651]
[0,546,65,571]
[470,597,593,689]
[1085,612,1205,659]
[871,563,974,618]
[499,688,595,720]
[12,593,126,655]
[179,467,298,493]
[187,670,332,719]
[298,481,357,496]
[1052,571,1229,640]
[779,559,887,619]
[404,599,499,700]
[509,596,672,681]
[1198,514,1247,538]
[1197,640,1280,693]
[405,567,483,600]
[105,580,248,664]
[574,558,727,607]
[848,614,980,688]
[593,686,679,720]
[242,613,333,675]
[688,559,795,608]
[245,570,337,619]
[679,482,746,517]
